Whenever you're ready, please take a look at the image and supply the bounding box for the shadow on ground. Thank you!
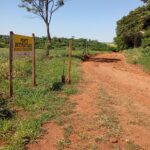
[51,82,65,91]
[0,97,15,120]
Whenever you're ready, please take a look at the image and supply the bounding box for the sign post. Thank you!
[9,31,14,97]
[9,32,36,97]
[32,33,36,87]
[67,39,72,84]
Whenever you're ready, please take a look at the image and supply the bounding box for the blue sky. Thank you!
[0,0,143,42]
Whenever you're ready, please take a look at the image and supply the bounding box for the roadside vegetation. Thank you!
[124,47,150,73]
[114,0,150,73]
[115,2,150,50]
[0,47,82,150]
[0,35,117,52]
[0,44,112,150]
[0,1,150,149]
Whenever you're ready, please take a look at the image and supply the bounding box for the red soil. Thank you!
[28,53,150,150]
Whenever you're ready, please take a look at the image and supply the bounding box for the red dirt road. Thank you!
[29,53,150,150]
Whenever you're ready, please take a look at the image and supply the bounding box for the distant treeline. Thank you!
[0,35,116,51]
[115,4,150,50]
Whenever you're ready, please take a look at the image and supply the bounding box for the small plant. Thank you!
[64,87,77,96]
[64,124,74,139]
[125,140,144,150]
[0,97,14,120]
[51,82,64,91]
[56,138,71,150]
[95,136,104,143]
[84,144,100,150]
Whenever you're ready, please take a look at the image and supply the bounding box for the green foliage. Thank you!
[142,28,150,47]
[0,48,81,149]
[19,0,64,43]
[0,35,9,48]
[0,97,14,120]
[115,4,150,50]
[125,47,150,72]
[0,35,115,52]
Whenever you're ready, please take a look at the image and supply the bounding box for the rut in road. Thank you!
[28,52,150,150]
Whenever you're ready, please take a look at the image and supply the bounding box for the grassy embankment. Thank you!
[0,47,95,150]
[124,47,150,73]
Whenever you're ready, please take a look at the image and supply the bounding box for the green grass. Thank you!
[0,47,85,150]
[124,47,150,73]
[97,88,121,138]
[125,140,145,150]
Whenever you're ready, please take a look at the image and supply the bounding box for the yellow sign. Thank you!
[13,34,33,53]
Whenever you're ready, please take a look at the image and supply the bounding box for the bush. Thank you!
[142,28,150,48]
[125,47,150,72]
[0,42,6,48]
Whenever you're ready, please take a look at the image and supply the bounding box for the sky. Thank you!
[0,0,143,42]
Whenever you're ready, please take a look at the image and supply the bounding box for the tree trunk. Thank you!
[45,22,51,56]
[46,23,51,43]
[45,0,51,56]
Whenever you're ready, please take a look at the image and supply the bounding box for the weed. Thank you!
[64,86,78,96]
[64,124,74,139]
[125,140,145,150]
[95,136,105,143]
[97,88,121,137]
[56,138,71,150]
[124,48,150,73]
[84,144,100,150]
[113,144,121,150]
[99,111,121,136]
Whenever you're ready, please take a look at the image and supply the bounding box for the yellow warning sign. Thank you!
[13,34,33,52]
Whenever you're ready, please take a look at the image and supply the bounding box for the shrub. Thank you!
[142,28,150,48]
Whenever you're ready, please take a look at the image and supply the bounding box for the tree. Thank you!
[19,0,64,43]
[115,4,150,50]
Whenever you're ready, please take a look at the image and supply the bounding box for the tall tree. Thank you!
[19,0,64,43]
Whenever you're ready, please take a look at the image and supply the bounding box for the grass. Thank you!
[124,47,150,73]
[64,124,74,139]
[84,144,100,150]
[97,88,121,138]
[55,124,73,150]
[0,47,87,150]
[56,138,71,150]
[125,140,145,150]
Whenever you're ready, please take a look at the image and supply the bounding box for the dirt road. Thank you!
[28,53,150,150]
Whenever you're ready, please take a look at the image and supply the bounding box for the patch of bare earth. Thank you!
[0,140,5,148]
[28,52,150,150]
[28,122,63,150]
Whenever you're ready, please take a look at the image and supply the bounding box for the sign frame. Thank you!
[9,32,36,97]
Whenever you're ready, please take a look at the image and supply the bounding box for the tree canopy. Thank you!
[19,0,64,43]
[115,3,150,50]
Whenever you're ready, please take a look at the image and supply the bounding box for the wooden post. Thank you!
[9,31,14,97]
[61,59,66,83]
[67,39,72,84]
[86,39,89,54]
[32,33,36,87]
